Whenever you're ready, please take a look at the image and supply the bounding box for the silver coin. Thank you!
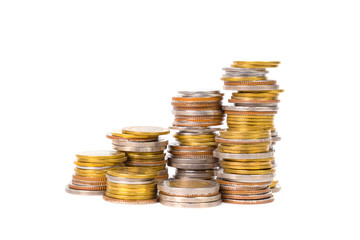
[168,154,215,160]
[176,132,216,136]
[112,145,166,152]
[222,197,274,204]
[71,182,106,187]
[172,100,221,105]
[172,121,223,127]
[217,169,274,183]
[175,169,215,177]
[159,193,221,203]
[111,139,168,148]
[169,126,220,133]
[65,185,105,196]
[169,162,218,170]
[234,102,278,107]
[222,73,267,77]
[215,136,271,144]
[172,110,223,116]
[178,90,221,95]
[214,150,274,159]
[158,179,219,196]
[224,85,279,91]
[271,184,281,193]
[160,199,221,208]
[223,106,278,112]
[219,184,269,190]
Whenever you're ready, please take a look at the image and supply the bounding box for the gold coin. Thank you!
[111,130,156,139]
[107,167,158,179]
[76,150,125,160]
[224,157,274,162]
[105,192,157,200]
[122,126,170,136]
[76,157,127,164]
[106,181,156,189]
[221,163,272,170]
[74,161,125,167]
[224,168,275,175]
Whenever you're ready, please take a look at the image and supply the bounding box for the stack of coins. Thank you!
[158,179,221,208]
[107,126,170,181]
[65,150,127,195]
[103,167,159,204]
[215,61,283,204]
[169,90,224,180]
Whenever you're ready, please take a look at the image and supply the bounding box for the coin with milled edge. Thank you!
[224,85,279,91]
[103,195,158,204]
[222,197,274,204]
[217,169,274,182]
[159,193,221,203]
[158,179,219,196]
[214,150,274,159]
[160,199,221,208]
[65,185,105,196]
[122,126,170,136]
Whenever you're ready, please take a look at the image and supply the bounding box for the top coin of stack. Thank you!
[107,126,170,181]
[216,61,283,204]
[65,150,127,195]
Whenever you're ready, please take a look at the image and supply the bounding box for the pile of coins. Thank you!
[103,167,158,204]
[215,61,283,204]
[168,90,224,180]
[158,179,221,208]
[107,126,170,181]
[65,150,127,195]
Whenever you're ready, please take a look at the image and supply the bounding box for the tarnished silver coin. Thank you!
[175,169,215,178]
[160,199,222,208]
[216,169,274,183]
[65,185,105,196]
[223,85,279,91]
[159,193,221,203]
[158,179,219,196]
[214,150,274,159]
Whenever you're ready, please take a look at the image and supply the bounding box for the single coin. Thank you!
[172,110,223,116]
[224,85,279,91]
[172,96,222,102]
[72,175,107,182]
[158,179,219,196]
[224,80,276,85]
[216,169,274,183]
[169,162,218,170]
[223,106,278,112]
[215,137,271,144]
[111,130,158,139]
[222,192,273,200]
[106,133,158,142]
[74,164,123,170]
[159,193,221,203]
[224,168,275,175]
[223,67,267,73]
[122,126,170,136]
[271,184,281,193]
[76,150,125,159]
[221,187,271,195]
[107,167,158,179]
[178,90,221,95]
[68,184,106,191]
[220,184,268,191]
[222,197,274,204]
[112,139,168,148]
[214,150,274,159]
[106,174,155,184]
[216,178,272,187]
[113,145,166,152]
[160,199,221,208]
[169,126,220,133]
[103,195,158,204]
[65,185,105,196]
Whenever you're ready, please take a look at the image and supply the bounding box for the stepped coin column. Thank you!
[168,91,224,180]
[215,61,283,204]
[65,150,127,195]
[107,126,170,182]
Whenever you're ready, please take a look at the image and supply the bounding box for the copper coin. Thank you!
[72,175,107,182]
[222,192,273,200]
[68,184,107,191]
[102,195,159,205]
[172,101,221,107]
[169,145,216,151]
[225,111,277,115]
[221,187,271,195]
[172,96,222,102]
[159,191,219,198]
[222,197,274,205]
[220,185,268,191]
[229,99,279,104]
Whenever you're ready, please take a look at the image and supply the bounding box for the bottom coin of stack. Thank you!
[217,169,274,204]
[103,167,159,204]
[158,179,221,208]
[65,150,127,196]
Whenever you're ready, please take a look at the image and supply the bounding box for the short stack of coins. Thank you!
[65,150,127,196]
[103,167,159,204]
[107,126,170,182]
[158,179,221,208]
[215,61,283,204]
[168,90,224,180]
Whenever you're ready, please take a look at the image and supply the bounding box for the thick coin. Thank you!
[216,178,272,187]
[159,193,221,203]
[223,106,278,112]
[160,199,221,208]
[103,195,158,204]
[169,126,220,133]
[169,162,218,170]
[106,133,158,142]
[113,145,166,152]
[158,179,219,196]
[222,192,273,200]
[122,126,170,136]
[172,110,223,116]
[65,185,105,196]
[112,139,168,148]
[221,187,271,195]
[107,167,158,179]
[215,137,271,144]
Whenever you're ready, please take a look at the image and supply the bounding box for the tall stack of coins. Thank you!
[103,167,158,204]
[107,126,170,181]
[65,150,127,196]
[168,91,224,180]
[215,61,283,204]
[158,179,221,208]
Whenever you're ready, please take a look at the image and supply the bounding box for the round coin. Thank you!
[160,199,221,208]
[65,185,105,196]
[158,179,219,196]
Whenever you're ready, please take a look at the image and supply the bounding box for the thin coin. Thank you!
[158,179,219,196]
[65,185,105,196]
[160,199,221,208]
[222,197,274,204]
[76,150,125,160]
[103,195,158,204]
[122,126,170,136]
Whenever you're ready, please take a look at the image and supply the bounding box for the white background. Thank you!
[1,0,359,239]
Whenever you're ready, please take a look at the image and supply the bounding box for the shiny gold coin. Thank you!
[74,169,108,177]
[174,134,215,139]
[76,150,125,160]
[111,131,157,139]
[76,157,127,164]
[74,161,125,167]
[105,192,157,200]
[219,129,270,139]
[224,168,275,175]
[270,180,279,188]
[176,141,218,146]
[224,157,274,162]
[127,151,164,156]
[106,181,157,189]
[122,126,170,136]
[107,167,158,179]
[221,162,272,170]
